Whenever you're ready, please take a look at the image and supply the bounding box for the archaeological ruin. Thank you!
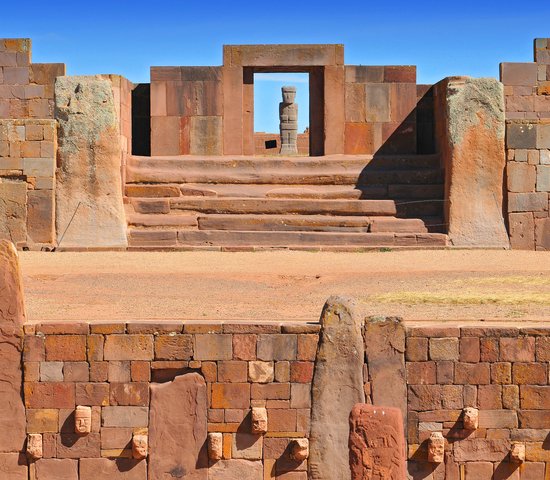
[0,38,548,251]
[0,37,550,480]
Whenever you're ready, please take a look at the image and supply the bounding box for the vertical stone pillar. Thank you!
[222,66,244,155]
[434,76,509,247]
[309,296,365,480]
[324,65,345,155]
[0,240,28,478]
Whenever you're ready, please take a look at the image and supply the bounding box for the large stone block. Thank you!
[349,404,406,480]
[0,241,26,453]
[507,123,537,149]
[208,459,263,479]
[0,453,27,479]
[148,373,208,479]
[509,212,535,250]
[435,77,509,247]
[27,189,55,244]
[500,63,538,86]
[80,458,146,480]
[34,458,78,480]
[535,217,550,249]
[0,179,26,244]
[309,296,365,480]
[189,116,222,155]
[55,76,127,249]
[224,44,343,67]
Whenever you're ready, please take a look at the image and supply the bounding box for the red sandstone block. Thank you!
[223,323,280,334]
[518,410,550,428]
[182,323,223,334]
[407,362,436,384]
[491,362,512,384]
[290,362,314,383]
[108,361,131,383]
[24,335,45,361]
[442,385,463,409]
[459,337,480,362]
[63,362,89,382]
[536,336,550,361]
[211,383,250,409]
[455,362,490,384]
[127,322,182,334]
[25,362,40,382]
[75,382,109,406]
[520,386,550,409]
[480,337,499,362]
[513,362,547,385]
[103,335,154,361]
[436,361,454,384]
[477,385,502,409]
[100,427,133,449]
[509,212,535,250]
[232,334,257,360]
[109,382,149,406]
[56,433,100,459]
[344,123,374,155]
[24,382,75,409]
[251,383,290,400]
[464,462,493,479]
[268,409,297,432]
[501,63,538,86]
[406,337,428,361]
[407,384,443,411]
[101,406,149,428]
[90,323,125,334]
[195,334,233,360]
[296,334,317,361]
[3,67,29,84]
[90,362,108,382]
[507,162,537,193]
[201,361,217,382]
[26,409,59,433]
[87,334,104,362]
[218,361,248,383]
[79,458,146,479]
[131,361,150,382]
[45,335,87,361]
[154,334,193,360]
[257,334,297,361]
[384,66,416,83]
[499,337,535,361]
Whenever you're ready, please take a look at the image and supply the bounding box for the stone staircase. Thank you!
[124,154,448,250]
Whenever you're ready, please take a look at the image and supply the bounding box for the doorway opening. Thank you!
[253,72,310,156]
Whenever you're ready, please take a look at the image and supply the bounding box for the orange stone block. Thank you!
[344,123,374,154]
[211,383,250,409]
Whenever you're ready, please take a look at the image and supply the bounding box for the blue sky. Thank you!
[2,0,549,132]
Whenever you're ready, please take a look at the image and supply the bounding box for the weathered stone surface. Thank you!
[55,76,127,249]
[0,241,26,453]
[207,459,263,480]
[34,458,78,480]
[148,373,207,479]
[207,432,222,460]
[349,404,406,480]
[309,296,365,480]
[364,316,406,423]
[0,180,26,244]
[435,77,509,247]
[79,458,146,480]
[0,453,27,479]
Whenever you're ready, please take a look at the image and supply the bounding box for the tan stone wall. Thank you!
[501,38,550,250]
[0,119,56,247]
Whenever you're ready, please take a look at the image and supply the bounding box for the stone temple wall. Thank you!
[9,311,550,479]
[501,38,550,250]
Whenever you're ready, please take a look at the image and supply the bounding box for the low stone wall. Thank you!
[16,319,550,479]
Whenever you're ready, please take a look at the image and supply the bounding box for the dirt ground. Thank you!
[19,250,550,324]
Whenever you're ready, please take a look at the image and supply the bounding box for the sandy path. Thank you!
[19,250,550,323]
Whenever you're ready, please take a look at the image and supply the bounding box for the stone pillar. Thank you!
[309,296,365,480]
[55,76,127,249]
[0,240,28,478]
[434,76,509,247]
[279,86,298,155]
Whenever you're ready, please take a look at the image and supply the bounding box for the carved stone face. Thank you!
[75,406,92,434]
[463,407,479,430]
[132,434,148,459]
[282,86,297,104]
[428,432,444,463]
[290,438,309,461]
[510,442,525,464]
[251,407,268,435]
[27,434,43,460]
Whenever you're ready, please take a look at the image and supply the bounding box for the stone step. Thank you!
[130,197,397,216]
[127,229,448,248]
[126,155,442,185]
[125,183,444,200]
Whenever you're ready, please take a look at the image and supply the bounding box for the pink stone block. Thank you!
[500,63,538,86]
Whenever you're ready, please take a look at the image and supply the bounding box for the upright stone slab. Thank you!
[435,77,509,247]
[0,180,27,245]
[0,241,27,473]
[148,373,208,479]
[55,76,127,249]
[363,316,407,426]
[309,296,365,480]
[349,404,406,480]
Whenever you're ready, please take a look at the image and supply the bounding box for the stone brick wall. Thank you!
[501,38,550,250]
[22,321,317,479]
[0,38,65,120]
[343,65,419,154]
[150,67,223,155]
[406,325,550,479]
[0,119,56,247]
[18,319,550,479]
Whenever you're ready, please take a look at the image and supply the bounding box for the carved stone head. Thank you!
[290,438,309,461]
[132,434,148,459]
[462,407,479,430]
[75,405,92,434]
[428,432,445,463]
[27,433,43,460]
[251,407,268,435]
[282,86,297,104]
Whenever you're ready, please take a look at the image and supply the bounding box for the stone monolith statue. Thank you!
[279,86,298,155]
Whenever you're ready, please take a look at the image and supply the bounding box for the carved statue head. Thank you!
[75,406,92,434]
[132,434,148,459]
[282,86,297,104]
